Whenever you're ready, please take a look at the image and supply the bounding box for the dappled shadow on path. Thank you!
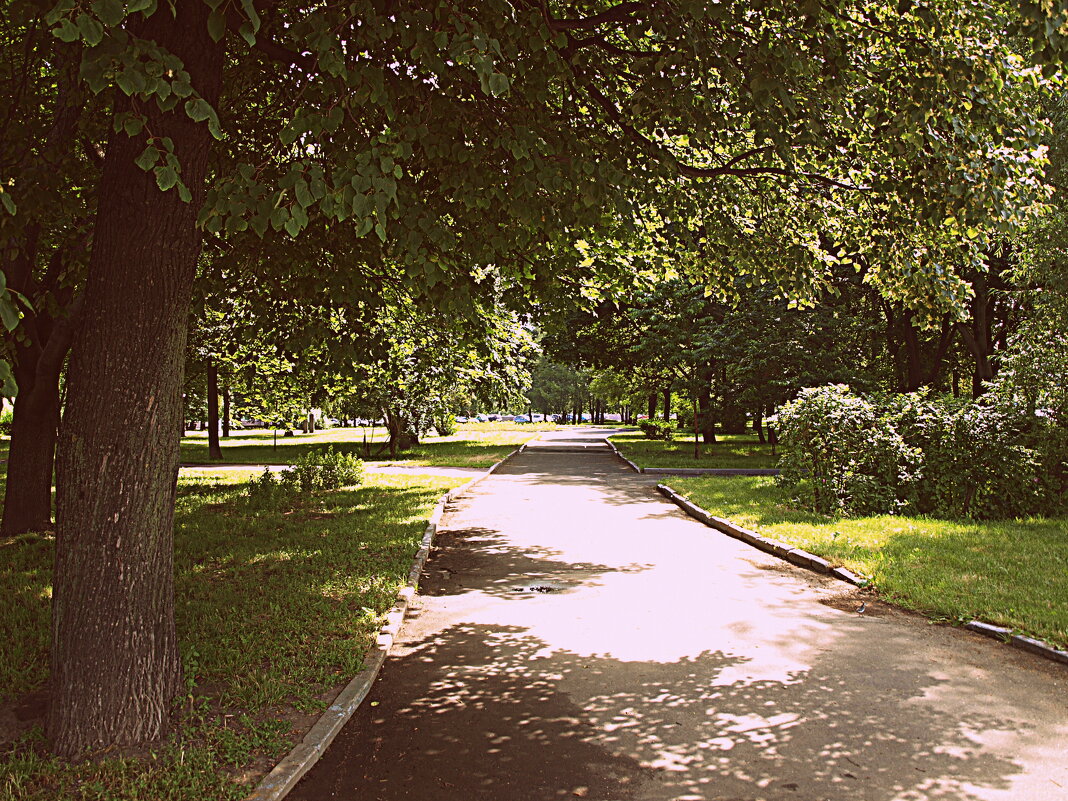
[290,619,1030,801]
[422,525,653,600]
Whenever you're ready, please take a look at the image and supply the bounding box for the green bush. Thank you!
[246,448,364,505]
[638,419,675,441]
[0,406,11,436]
[880,392,1050,519]
[774,385,1067,520]
[290,447,365,491]
[434,415,458,436]
[773,385,920,516]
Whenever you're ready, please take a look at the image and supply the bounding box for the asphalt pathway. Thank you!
[290,428,1068,801]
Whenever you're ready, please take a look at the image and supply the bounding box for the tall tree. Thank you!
[5,0,1055,757]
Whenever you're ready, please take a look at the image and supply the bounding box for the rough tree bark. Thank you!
[48,6,223,758]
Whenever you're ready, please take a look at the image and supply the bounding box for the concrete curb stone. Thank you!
[658,483,1068,670]
[245,447,522,801]
[601,436,779,476]
[642,466,781,476]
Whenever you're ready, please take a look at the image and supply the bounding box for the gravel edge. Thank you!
[244,449,521,801]
[656,482,1068,669]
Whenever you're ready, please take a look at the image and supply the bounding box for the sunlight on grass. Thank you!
[180,424,544,467]
[0,470,464,800]
[610,432,776,469]
[672,475,1068,649]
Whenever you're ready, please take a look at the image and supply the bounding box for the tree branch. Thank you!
[542,1,648,31]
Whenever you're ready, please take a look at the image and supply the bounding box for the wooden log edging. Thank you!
[656,483,1068,669]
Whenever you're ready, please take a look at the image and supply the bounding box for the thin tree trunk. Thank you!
[222,384,230,438]
[647,393,656,420]
[662,388,671,423]
[1,304,79,535]
[49,5,222,758]
[206,359,221,460]
[2,372,63,535]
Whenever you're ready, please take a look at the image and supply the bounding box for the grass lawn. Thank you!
[0,468,464,800]
[180,422,553,468]
[671,475,1068,649]
[609,431,777,470]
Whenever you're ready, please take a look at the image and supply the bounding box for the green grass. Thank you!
[0,468,464,800]
[671,475,1068,649]
[180,423,549,467]
[609,431,777,469]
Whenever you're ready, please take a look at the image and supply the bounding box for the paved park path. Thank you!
[289,428,1068,801]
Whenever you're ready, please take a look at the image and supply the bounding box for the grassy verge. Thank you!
[180,424,549,467]
[609,431,776,470]
[671,475,1068,649]
[1,468,464,800]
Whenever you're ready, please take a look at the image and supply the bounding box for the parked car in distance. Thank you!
[514,414,530,423]
[455,415,469,423]
[531,413,545,423]
[487,413,501,421]
[475,414,489,422]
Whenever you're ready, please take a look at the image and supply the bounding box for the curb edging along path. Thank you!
[245,449,521,801]
[654,481,1068,671]
[603,437,779,477]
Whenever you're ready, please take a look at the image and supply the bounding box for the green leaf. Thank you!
[122,115,144,136]
[155,165,178,191]
[488,72,510,97]
[207,7,226,42]
[91,0,124,26]
[284,216,301,237]
[184,97,212,122]
[53,18,80,42]
[0,360,17,398]
[0,192,16,216]
[238,20,256,46]
[294,180,313,209]
[75,13,104,46]
[0,298,20,332]
[135,145,159,171]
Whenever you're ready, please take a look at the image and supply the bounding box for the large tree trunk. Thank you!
[49,7,222,758]
[206,358,222,460]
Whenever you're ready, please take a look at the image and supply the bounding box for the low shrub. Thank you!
[434,415,458,436]
[0,406,12,436]
[247,448,364,505]
[774,385,1067,520]
[638,419,675,441]
[773,385,920,516]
